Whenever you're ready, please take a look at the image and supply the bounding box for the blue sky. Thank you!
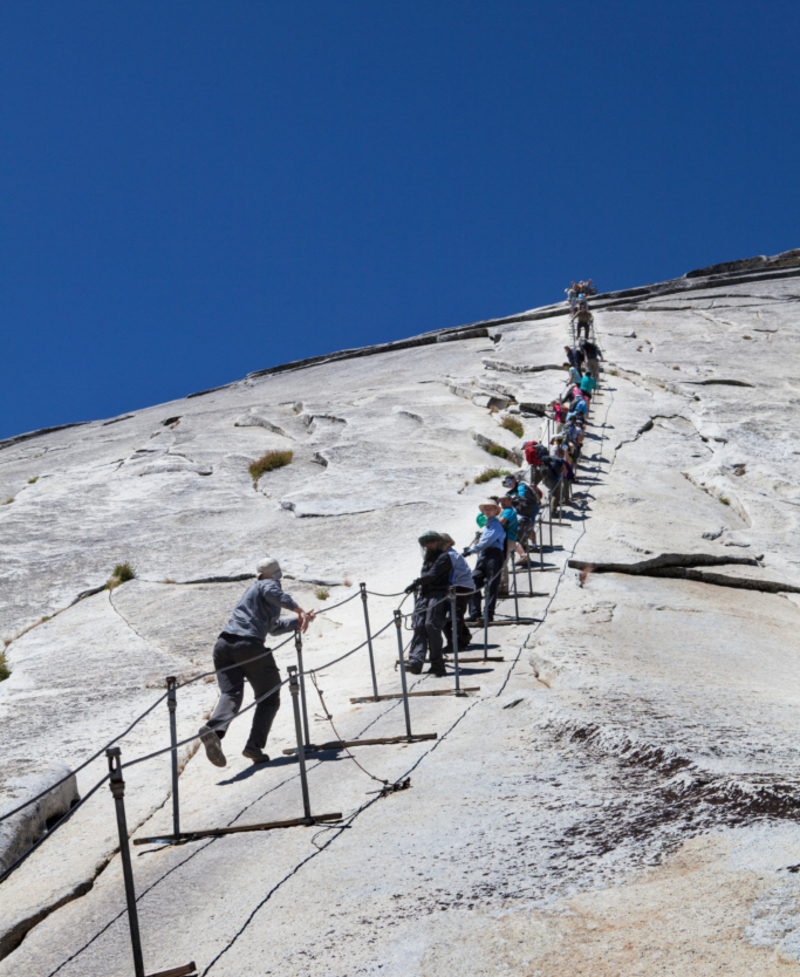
[2,1,798,438]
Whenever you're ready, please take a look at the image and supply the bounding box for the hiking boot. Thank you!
[426,666,447,677]
[242,747,270,764]
[199,725,226,767]
[406,662,423,675]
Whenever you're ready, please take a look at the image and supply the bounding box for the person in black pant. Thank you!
[405,531,452,677]
[464,501,507,623]
[199,556,315,767]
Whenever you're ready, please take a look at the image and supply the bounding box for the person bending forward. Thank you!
[199,556,314,767]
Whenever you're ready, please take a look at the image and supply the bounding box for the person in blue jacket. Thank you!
[464,501,506,623]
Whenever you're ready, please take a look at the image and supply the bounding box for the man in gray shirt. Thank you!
[199,556,315,767]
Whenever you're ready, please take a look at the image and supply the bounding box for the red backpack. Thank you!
[523,441,548,466]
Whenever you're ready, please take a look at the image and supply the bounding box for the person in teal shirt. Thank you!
[580,373,597,396]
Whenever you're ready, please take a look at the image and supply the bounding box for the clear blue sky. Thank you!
[2,1,798,438]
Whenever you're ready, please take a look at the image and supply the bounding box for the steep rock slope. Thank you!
[2,252,800,976]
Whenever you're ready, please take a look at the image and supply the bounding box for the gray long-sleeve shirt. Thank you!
[223,578,299,643]
[447,549,475,589]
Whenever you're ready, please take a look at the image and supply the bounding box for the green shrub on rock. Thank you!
[250,450,293,482]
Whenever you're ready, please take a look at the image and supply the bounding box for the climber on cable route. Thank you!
[464,501,506,624]
[502,473,541,559]
[405,531,452,677]
[199,556,316,768]
[575,302,594,339]
[439,533,474,655]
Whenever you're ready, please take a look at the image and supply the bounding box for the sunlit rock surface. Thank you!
[2,251,800,975]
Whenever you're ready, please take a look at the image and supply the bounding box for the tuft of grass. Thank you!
[107,562,136,590]
[314,586,330,601]
[249,450,293,482]
[1,497,13,505]
[719,497,731,506]
[672,366,681,371]
[743,335,752,340]
[500,416,524,438]
[474,467,511,485]
[40,615,51,623]
[0,649,9,682]
[483,442,513,461]
[28,476,39,484]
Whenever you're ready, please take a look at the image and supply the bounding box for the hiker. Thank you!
[199,557,316,767]
[565,285,577,312]
[580,371,597,399]
[575,306,593,339]
[464,501,506,623]
[523,440,550,485]
[567,363,582,389]
[550,400,567,433]
[564,345,583,371]
[440,533,474,653]
[405,531,451,676]
[497,496,519,594]
[563,419,584,462]
[566,392,589,425]
[502,473,541,556]
[581,339,602,379]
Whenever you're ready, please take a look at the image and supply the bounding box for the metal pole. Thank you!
[287,667,312,820]
[539,511,545,570]
[548,493,553,547]
[511,551,520,622]
[106,748,146,977]
[294,632,311,750]
[393,610,413,739]
[359,582,379,700]
[449,588,462,695]
[526,528,533,592]
[558,481,563,526]
[166,676,180,838]
[483,580,489,662]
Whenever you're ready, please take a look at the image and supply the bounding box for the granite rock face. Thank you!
[2,251,800,975]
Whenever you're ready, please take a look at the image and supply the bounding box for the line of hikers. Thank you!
[198,297,601,769]
[565,279,598,338]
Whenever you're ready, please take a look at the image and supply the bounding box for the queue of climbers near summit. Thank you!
[198,280,602,770]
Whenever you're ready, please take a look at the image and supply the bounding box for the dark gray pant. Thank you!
[409,593,448,668]
[207,633,281,752]
[469,546,504,622]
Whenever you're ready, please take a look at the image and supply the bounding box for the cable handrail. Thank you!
[0,590,366,826]
[0,351,601,868]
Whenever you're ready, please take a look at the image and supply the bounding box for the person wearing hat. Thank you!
[405,531,451,676]
[463,501,506,623]
[440,533,474,653]
[199,556,316,767]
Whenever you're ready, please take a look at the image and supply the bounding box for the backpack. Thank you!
[523,441,541,466]
[523,441,549,466]
[513,483,538,518]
